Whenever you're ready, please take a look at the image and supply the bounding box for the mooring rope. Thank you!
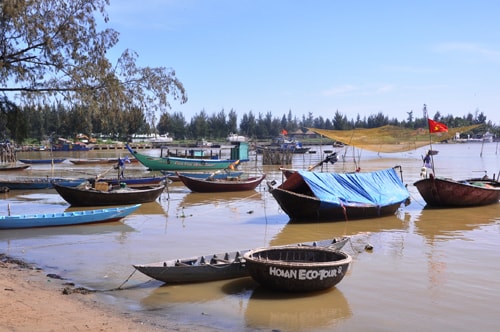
[93,269,157,292]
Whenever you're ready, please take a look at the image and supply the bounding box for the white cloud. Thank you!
[321,84,358,96]
[434,42,500,60]
[321,83,395,97]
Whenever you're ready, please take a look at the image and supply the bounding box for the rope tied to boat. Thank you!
[94,269,157,292]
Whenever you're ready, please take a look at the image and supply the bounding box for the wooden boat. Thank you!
[126,143,249,171]
[0,165,30,171]
[0,204,140,229]
[414,174,500,207]
[87,175,167,188]
[69,158,138,165]
[53,182,165,206]
[243,246,351,292]
[18,158,66,164]
[161,170,244,182]
[268,167,410,221]
[177,173,266,192]
[0,177,87,190]
[133,237,349,284]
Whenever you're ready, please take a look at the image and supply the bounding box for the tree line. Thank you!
[0,99,495,144]
[0,1,496,146]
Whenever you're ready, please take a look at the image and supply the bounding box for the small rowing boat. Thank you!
[133,237,349,284]
[0,204,140,229]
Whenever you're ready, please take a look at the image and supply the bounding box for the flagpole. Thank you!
[423,104,436,176]
[423,105,449,177]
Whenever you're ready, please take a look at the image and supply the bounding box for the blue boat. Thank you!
[0,177,87,190]
[0,204,140,229]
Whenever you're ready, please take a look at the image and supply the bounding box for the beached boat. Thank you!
[268,167,410,221]
[0,177,87,190]
[53,182,165,206]
[133,237,349,284]
[414,175,500,207]
[0,204,140,229]
[126,143,249,171]
[177,173,266,193]
[161,170,244,182]
[18,158,66,164]
[244,246,351,292]
[0,165,30,172]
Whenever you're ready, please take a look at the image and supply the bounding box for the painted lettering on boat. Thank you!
[268,266,343,280]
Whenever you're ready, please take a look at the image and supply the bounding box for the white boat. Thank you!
[227,133,247,143]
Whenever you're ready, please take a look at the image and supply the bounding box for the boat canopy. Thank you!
[296,168,409,208]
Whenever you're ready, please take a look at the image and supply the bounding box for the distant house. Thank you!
[288,129,318,139]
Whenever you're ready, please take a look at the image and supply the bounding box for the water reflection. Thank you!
[409,204,500,243]
[179,191,264,207]
[138,274,353,331]
[133,200,168,215]
[1,189,65,208]
[0,221,136,241]
[270,214,408,246]
[244,286,352,331]
[140,278,251,305]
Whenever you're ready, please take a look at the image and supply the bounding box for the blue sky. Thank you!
[105,1,500,125]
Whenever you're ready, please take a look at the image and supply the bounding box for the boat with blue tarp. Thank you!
[268,166,410,221]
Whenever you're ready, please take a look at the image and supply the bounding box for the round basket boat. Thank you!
[243,246,351,292]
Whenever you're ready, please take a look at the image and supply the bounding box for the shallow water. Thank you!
[1,143,500,331]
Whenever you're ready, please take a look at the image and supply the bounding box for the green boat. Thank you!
[126,143,249,171]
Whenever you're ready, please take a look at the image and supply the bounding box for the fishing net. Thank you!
[308,124,482,153]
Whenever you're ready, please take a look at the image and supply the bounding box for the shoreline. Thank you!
[0,254,216,332]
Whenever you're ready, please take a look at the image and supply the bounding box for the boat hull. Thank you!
[53,183,165,206]
[178,174,266,192]
[162,171,243,182]
[244,246,351,292]
[133,237,349,284]
[414,176,500,207]
[269,168,410,222]
[69,158,138,165]
[89,176,166,188]
[270,187,404,221]
[0,204,140,229]
[127,144,238,171]
[0,165,30,172]
[18,158,66,164]
[0,178,87,190]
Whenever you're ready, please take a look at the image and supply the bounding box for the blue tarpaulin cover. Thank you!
[297,168,409,208]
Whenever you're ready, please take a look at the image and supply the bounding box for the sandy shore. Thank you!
[0,254,216,332]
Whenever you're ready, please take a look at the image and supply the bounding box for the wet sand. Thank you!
[0,254,216,332]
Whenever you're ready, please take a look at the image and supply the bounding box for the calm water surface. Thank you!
[1,143,500,331]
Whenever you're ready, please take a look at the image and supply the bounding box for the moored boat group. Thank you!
[3,140,500,293]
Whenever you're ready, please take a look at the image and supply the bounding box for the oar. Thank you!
[208,160,240,180]
[96,165,116,180]
[308,152,338,171]
[227,159,240,171]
